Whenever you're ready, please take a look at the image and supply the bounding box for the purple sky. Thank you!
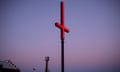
[0,0,120,72]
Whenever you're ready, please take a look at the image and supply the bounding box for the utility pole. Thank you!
[45,56,49,72]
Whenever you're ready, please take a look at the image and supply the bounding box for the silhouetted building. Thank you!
[0,60,20,72]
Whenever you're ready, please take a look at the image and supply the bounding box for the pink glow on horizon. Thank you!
[0,0,120,71]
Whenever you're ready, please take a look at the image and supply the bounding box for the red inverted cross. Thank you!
[55,1,70,40]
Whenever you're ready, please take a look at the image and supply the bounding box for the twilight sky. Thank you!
[0,0,120,72]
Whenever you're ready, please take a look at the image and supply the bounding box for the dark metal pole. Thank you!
[61,2,64,72]
[55,1,70,72]
[61,40,64,72]
[45,56,49,72]
[45,61,48,72]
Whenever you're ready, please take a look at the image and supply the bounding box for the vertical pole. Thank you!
[61,1,64,72]
[61,40,64,72]
[45,56,49,72]
[55,1,70,72]
[45,61,48,72]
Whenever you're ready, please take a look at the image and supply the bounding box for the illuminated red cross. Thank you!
[55,1,70,40]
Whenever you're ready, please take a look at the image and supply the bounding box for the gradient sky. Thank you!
[0,0,120,72]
